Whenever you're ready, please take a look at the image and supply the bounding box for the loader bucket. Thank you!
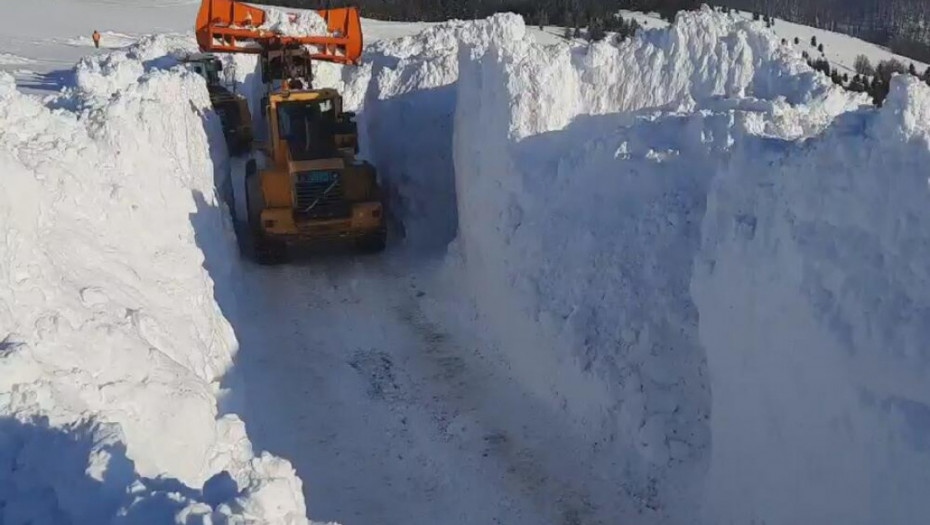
[195,0,267,50]
[195,0,364,65]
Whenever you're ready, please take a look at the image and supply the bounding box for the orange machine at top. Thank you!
[195,0,363,64]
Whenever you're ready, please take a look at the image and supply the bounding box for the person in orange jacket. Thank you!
[92,30,101,49]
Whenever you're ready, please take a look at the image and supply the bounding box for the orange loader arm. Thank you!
[195,0,363,64]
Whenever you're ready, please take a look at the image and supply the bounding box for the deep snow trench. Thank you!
[2,7,930,525]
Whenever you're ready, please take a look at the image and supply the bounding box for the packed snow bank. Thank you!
[694,75,930,524]
[0,36,308,524]
[448,7,930,522]
[479,7,864,141]
[259,9,329,37]
[337,8,865,248]
[0,53,34,66]
[228,9,930,520]
[448,7,871,515]
[275,8,881,516]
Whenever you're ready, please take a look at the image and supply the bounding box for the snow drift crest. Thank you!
[694,75,930,524]
[3,5,929,524]
[445,7,930,523]
[294,9,884,519]
[0,36,309,524]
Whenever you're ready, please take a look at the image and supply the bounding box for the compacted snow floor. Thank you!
[3,3,930,525]
[221,255,629,525]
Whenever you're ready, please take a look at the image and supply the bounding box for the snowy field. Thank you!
[2,1,930,524]
[618,8,929,74]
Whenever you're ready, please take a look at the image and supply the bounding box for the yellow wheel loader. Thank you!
[245,88,385,263]
[196,0,385,264]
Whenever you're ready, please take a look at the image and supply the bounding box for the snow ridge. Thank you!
[694,75,930,524]
[280,9,901,518]
[4,6,930,524]
[447,9,930,523]
[0,36,308,524]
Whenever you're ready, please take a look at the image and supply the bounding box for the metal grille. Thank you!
[294,171,350,219]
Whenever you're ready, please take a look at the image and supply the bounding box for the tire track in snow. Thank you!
[223,255,547,524]
[391,289,621,525]
[220,248,634,524]
[222,241,648,524]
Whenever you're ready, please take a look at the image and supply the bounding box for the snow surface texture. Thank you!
[259,9,329,38]
[693,75,930,524]
[0,36,310,524]
[324,7,930,522]
[318,8,860,518]
[447,9,930,523]
[5,4,930,524]
[0,53,34,66]
[342,8,866,251]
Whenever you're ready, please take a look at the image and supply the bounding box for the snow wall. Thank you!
[450,10,930,524]
[0,37,309,524]
[694,76,930,524]
[339,7,930,523]
[4,7,930,524]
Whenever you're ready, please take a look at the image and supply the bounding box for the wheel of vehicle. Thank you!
[244,163,286,265]
[357,229,387,253]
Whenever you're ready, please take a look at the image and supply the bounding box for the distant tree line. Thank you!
[281,0,930,96]
[279,0,930,62]
[282,0,700,28]
[715,0,930,62]
[802,50,930,105]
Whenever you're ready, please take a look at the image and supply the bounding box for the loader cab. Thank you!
[277,97,338,160]
[256,89,382,239]
[267,90,358,163]
[183,53,223,86]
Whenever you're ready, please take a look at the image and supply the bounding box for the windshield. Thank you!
[191,60,221,86]
[204,65,220,86]
[277,99,337,160]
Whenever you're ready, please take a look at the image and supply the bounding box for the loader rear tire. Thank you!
[245,161,287,265]
[253,237,287,265]
[357,229,386,253]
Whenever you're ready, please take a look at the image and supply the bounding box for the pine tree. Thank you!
[818,43,824,53]
[588,17,606,42]
[854,55,874,76]
[794,37,800,45]
[811,36,817,47]
[877,59,907,83]
[908,63,917,76]
[628,18,641,39]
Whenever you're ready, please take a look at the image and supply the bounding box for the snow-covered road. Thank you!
[220,251,645,525]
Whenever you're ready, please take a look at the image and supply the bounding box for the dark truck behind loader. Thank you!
[182,53,253,156]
